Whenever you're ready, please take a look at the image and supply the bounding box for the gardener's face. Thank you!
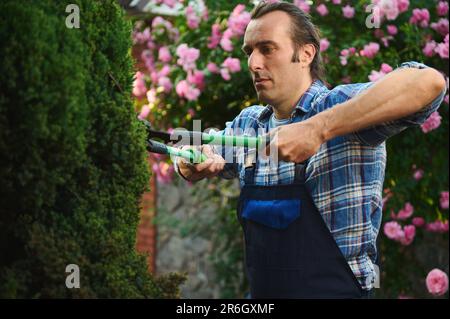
[243,11,312,112]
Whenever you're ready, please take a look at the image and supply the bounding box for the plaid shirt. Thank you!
[175,61,446,289]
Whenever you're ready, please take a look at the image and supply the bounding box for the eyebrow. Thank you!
[241,40,279,53]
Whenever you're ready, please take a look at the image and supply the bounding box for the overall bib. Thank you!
[237,160,366,299]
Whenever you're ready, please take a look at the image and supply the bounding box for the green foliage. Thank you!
[0,0,184,298]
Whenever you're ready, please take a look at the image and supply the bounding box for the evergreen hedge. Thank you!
[0,0,184,298]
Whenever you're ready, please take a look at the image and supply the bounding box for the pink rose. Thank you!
[147,89,157,105]
[141,50,155,73]
[412,217,425,227]
[158,46,172,63]
[397,202,414,220]
[187,70,205,91]
[228,5,251,37]
[380,63,393,73]
[207,62,220,74]
[176,80,200,101]
[294,0,310,13]
[151,16,173,30]
[320,38,330,52]
[158,64,171,77]
[360,42,380,59]
[372,0,401,21]
[409,8,430,28]
[381,36,393,48]
[220,31,234,52]
[384,221,403,240]
[400,225,415,245]
[426,220,449,233]
[133,27,151,44]
[220,68,231,81]
[138,104,150,120]
[431,18,449,37]
[176,44,200,72]
[369,70,385,82]
[316,4,329,16]
[384,1,400,20]
[208,24,222,49]
[437,1,449,16]
[186,6,200,29]
[426,269,449,296]
[397,0,410,13]
[387,25,398,35]
[222,57,241,73]
[413,169,424,181]
[421,111,442,133]
[158,76,172,93]
[368,63,392,82]
[440,191,449,209]
[435,41,449,59]
[132,71,147,97]
[342,5,355,19]
[423,41,437,57]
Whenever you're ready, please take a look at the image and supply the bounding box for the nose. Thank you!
[248,50,264,74]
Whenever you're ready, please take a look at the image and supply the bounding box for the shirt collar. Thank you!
[257,79,327,122]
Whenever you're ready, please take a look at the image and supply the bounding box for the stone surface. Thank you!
[156,177,226,298]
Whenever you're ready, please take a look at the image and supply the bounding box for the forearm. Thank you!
[314,67,446,143]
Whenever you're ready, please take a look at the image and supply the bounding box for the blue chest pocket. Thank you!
[242,199,301,229]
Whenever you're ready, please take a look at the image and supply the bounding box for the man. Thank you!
[175,1,446,298]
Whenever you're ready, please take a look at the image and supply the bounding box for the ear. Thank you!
[300,44,316,68]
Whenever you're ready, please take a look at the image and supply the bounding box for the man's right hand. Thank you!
[177,144,226,182]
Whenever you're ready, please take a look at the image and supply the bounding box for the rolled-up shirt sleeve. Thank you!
[350,61,447,146]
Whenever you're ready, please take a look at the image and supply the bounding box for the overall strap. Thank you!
[293,161,309,184]
[243,120,263,185]
[243,149,257,185]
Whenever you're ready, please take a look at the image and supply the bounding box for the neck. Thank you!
[273,76,313,119]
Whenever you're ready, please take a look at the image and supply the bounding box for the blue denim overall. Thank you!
[237,160,365,299]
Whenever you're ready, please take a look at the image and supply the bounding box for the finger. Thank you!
[204,155,224,176]
[193,157,214,172]
[215,155,226,170]
[213,153,226,167]
[201,144,216,158]
[207,161,220,176]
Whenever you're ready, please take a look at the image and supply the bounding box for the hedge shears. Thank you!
[141,119,266,164]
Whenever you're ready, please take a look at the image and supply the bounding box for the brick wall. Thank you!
[135,155,157,273]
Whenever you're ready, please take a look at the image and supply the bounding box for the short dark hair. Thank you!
[250,1,326,83]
